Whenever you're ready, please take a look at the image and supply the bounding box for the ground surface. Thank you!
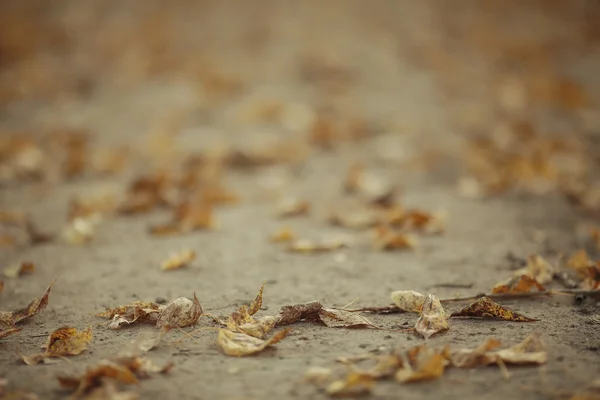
[1,1,600,399]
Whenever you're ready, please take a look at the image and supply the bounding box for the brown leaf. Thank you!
[12,279,55,324]
[247,282,265,316]
[415,294,449,339]
[276,197,310,218]
[97,301,161,320]
[216,328,289,357]
[392,210,446,235]
[391,290,426,313]
[0,327,21,339]
[149,199,214,236]
[514,254,554,284]
[3,262,34,278]
[450,297,537,322]
[160,250,195,271]
[236,316,279,340]
[18,326,93,365]
[325,372,375,397]
[276,301,323,326]
[287,238,348,254]
[156,293,203,328]
[450,337,503,368]
[491,275,546,294]
[373,226,417,251]
[270,227,295,243]
[119,172,171,215]
[318,309,377,329]
[396,345,450,383]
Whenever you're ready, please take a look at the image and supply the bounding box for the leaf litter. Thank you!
[18,326,93,365]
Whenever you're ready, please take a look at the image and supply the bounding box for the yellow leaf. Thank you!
[391,290,426,313]
[450,297,537,322]
[491,275,545,294]
[160,249,196,271]
[415,294,449,339]
[216,328,289,357]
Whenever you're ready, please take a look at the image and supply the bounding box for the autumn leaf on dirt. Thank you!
[97,301,161,329]
[156,293,203,328]
[287,238,348,254]
[216,327,290,357]
[160,249,196,271]
[2,279,55,326]
[270,227,295,243]
[372,225,417,251]
[450,297,537,322]
[149,198,214,236]
[415,294,449,339]
[318,308,378,329]
[514,254,554,284]
[58,356,172,397]
[391,290,426,313]
[18,326,93,365]
[0,326,21,340]
[396,345,450,383]
[390,210,446,235]
[3,262,35,278]
[119,172,171,215]
[567,249,600,289]
[275,301,323,326]
[225,283,278,338]
[61,214,103,245]
[491,275,545,294]
[324,372,375,398]
[276,197,310,218]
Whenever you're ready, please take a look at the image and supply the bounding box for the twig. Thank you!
[430,283,474,289]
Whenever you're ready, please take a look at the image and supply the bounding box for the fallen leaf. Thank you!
[514,254,554,284]
[236,316,279,340]
[325,372,374,397]
[287,238,347,253]
[98,301,161,329]
[248,282,265,316]
[3,262,35,278]
[391,290,426,313]
[149,198,214,236]
[344,163,396,206]
[11,279,55,324]
[396,345,450,383]
[450,297,537,322]
[276,301,323,326]
[156,293,203,328]
[135,326,171,353]
[415,294,449,339]
[80,380,139,400]
[160,250,196,271]
[119,172,171,215]
[276,197,310,218]
[61,215,102,245]
[18,326,93,365]
[328,207,380,230]
[450,337,503,368]
[216,328,289,357]
[491,275,546,294]
[373,226,417,251]
[0,326,21,339]
[393,210,446,235]
[270,227,295,243]
[318,309,377,329]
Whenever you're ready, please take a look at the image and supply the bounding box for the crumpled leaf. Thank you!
[491,275,546,294]
[396,345,450,383]
[3,262,35,278]
[58,356,173,397]
[567,249,600,289]
[236,316,279,340]
[216,328,290,357]
[160,250,196,271]
[98,302,161,330]
[18,326,93,365]
[318,309,377,329]
[156,293,203,328]
[9,279,55,325]
[415,294,449,339]
[450,297,537,322]
[97,301,161,320]
[391,290,426,313]
[276,197,310,218]
[224,283,276,338]
[287,238,348,253]
[451,333,546,374]
[276,301,323,326]
[373,225,417,251]
[325,372,375,397]
[514,254,554,284]
[270,227,295,243]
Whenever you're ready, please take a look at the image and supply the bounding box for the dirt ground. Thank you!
[1,1,600,399]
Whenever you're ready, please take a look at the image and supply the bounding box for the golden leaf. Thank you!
[391,290,426,313]
[11,279,55,324]
[450,297,537,322]
[18,326,93,365]
[248,282,265,316]
[160,250,196,271]
[415,294,449,339]
[325,372,374,397]
[216,328,289,357]
[236,316,279,339]
[514,254,554,284]
[396,345,450,383]
[491,275,545,294]
[156,293,203,328]
[318,309,377,329]
[97,301,161,320]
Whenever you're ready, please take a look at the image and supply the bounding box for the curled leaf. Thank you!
[415,294,449,339]
[450,297,537,322]
[217,328,289,357]
[391,290,426,313]
[97,301,161,320]
[515,254,554,284]
[276,301,323,326]
[18,326,93,365]
[160,250,196,271]
[318,309,377,329]
[156,293,203,328]
[491,275,545,294]
[11,279,55,324]
[0,326,21,339]
[396,345,450,383]
[373,226,417,251]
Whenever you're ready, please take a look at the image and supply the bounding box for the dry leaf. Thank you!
[344,163,396,206]
[97,301,160,319]
[216,328,289,357]
[119,172,171,215]
[515,254,554,284]
[149,199,214,236]
[11,279,55,324]
[0,326,21,339]
[61,215,102,245]
[373,226,417,251]
[491,275,545,294]
[450,297,537,322]
[3,262,34,278]
[318,309,377,329]
[156,293,202,328]
[396,345,450,383]
[325,372,375,397]
[270,227,295,243]
[276,197,310,218]
[287,238,347,254]
[391,290,426,313]
[236,316,279,340]
[80,380,139,400]
[18,326,93,365]
[415,294,449,339]
[450,337,503,368]
[394,210,446,234]
[160,250,196,271]
[276,301,323,326]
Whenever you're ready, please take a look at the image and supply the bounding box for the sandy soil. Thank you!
[1,1,599,399]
